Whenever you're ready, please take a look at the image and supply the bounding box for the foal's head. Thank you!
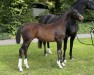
[69,8,84,21]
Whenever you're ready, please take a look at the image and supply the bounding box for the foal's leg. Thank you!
[70,35,76,60]
[56,40,65,69]
[47,42,52,54]
[63,37,68,63]
[24,41,31,69]
[18,40,31,72]
[18,47,23,72]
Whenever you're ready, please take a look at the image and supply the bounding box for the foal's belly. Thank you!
[37,34,55,42]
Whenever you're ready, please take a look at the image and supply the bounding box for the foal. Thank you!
[16,8,83,71]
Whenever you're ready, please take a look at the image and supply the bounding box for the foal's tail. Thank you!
[16,27,21,44]
[38,39,43,48]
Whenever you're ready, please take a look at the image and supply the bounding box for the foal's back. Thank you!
[21,21,65,42]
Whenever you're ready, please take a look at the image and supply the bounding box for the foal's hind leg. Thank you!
[18,40,31,72]
[24,41,31,69]
[47,42,52,54]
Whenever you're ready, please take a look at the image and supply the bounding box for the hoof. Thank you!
[64,60,67,63]
[49,51,53,54]
[70,57,74,60]
[57,60,63,69]
[61,62,65,67]
[48,49,53,54]
[18,68,23,72]
[26,65,30,69]
[44,54,47,57]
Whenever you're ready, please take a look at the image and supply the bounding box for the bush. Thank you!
[0,33,11,40]
[0,0,33,35]
[78,22,94,34]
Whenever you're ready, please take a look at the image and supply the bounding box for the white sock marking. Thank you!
[48,48,52,54]
[64,60,67,63]
[18,58,23,72]
[24,58,29,69]
[61,62,65,67]
[57,60,63,69]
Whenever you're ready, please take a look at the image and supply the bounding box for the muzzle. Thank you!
[79,15,84,21]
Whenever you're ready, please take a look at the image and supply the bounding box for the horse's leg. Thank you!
[47,42,52,54]
[18,40,31,72]
[24,41,31,69]
[56,40,65,69]
[63,37,68,63]
[70,35,76,60]
[43,41,47,56]
[18,47,23,72]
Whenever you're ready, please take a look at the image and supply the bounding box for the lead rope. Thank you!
[76,30,94,46]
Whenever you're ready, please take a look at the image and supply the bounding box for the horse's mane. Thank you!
[71,0,79,7]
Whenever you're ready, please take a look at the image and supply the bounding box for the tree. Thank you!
[0,0,33,35]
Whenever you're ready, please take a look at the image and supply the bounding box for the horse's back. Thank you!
[40,14,59,24]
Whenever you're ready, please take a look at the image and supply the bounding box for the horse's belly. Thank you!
[38,34,55,42]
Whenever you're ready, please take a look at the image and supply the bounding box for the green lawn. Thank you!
[0,38,94,75]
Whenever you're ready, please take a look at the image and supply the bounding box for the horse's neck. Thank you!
[72,2,86,14]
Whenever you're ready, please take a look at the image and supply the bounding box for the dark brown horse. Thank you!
[38,0,94,62]
[16,8,83,71]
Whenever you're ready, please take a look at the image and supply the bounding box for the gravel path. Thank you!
[0,34,94,45]
[0,38,38,45]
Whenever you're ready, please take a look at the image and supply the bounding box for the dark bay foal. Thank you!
[16,8,83,72]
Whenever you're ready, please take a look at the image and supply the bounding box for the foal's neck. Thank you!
[57,10,72,25]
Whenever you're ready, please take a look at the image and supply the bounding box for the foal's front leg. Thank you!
[56,40,65,69]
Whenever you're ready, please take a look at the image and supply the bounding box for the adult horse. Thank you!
[16,8,83,71]
[38,0,94,62]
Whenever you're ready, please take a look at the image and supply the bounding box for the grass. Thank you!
[0,38,94,75]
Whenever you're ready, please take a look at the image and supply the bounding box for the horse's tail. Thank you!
[16,27,21,44]
[38,39,43,48]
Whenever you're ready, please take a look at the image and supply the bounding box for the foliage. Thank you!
[0,33,11,40]
[0,0,94,36]
[0,0,33,35]
[78,22,94,34]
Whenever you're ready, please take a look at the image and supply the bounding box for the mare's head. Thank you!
[77,0,94,9]
[82,0,94,10]
[72,0,94,13]
[69,8,84,21]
